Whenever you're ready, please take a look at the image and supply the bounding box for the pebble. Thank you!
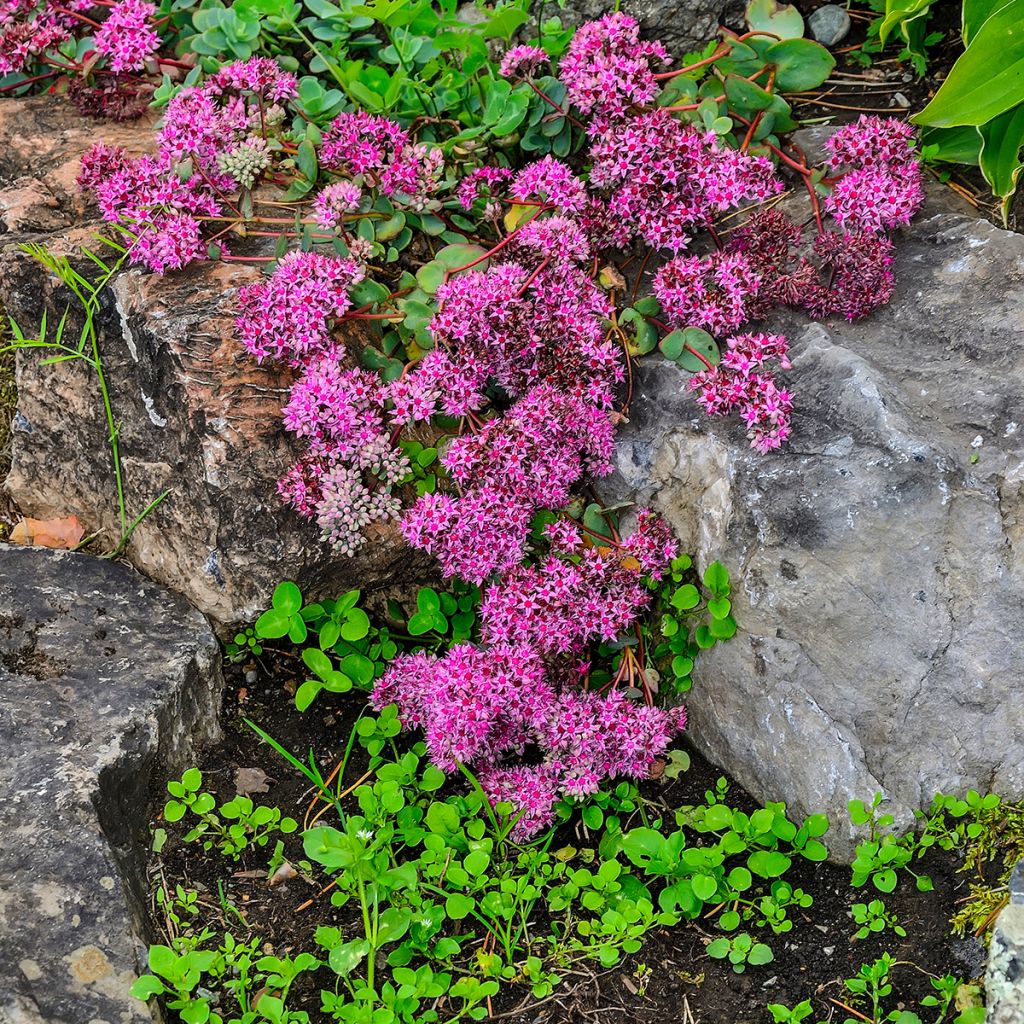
[245,669,257,683]
[808,4,852,47]
[892,92,911,109]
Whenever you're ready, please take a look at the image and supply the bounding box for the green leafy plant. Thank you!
[163,768,298,860]
[852,0,944,76]
[768,1000,816,1024]
[706,930,774,973]
[647,556,737,695]
[913,0,1024,222]
[851,898,907,941]
[3,238,171,556]
[849,793,933,893]
[131,932,319,1024]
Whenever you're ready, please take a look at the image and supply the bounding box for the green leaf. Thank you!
[164,799,186,822]
[671,584,700,611]
[340,607,371,641]
[873,868,898,893]
[764,38,835,93]
[302,647,333,678]
[692,873,718,901]
[295,679,322,712]
[914,1,1024,127]
[272,581,303,614]
[878,0,935,46]
[445,893,475,919]
[748,850,792,878]
[255,608,290,639]
[746,0,805,39]
[978,104,1024,223]
[329,939,369,976]
[130,975,165,999]
[464,849,490,876]
[963,0,1007,44]
[659,329,685,362]
[376,907,412,945]
[702,561,730,597]
[707,597,732,619]
[676,327,720,373]
[748,942,774,966]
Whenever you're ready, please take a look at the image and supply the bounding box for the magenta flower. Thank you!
[558,12,669,121]
[93,0,160,73]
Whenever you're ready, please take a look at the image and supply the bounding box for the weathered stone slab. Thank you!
[0,544,222,1023]
[613,180,1024,858]
[559,1,737,56]
[0,97,432,628]
[987,862,1024,1024]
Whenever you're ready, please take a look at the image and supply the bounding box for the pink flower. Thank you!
[235,251,364,364]
[93,0,160,72]
[825,167,923,234]
[500,44,548,79]
[654,252,761,336]
[689,332,793,453]
[558,13,669,121]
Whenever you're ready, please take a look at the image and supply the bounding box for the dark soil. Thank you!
[146,653,988,1024]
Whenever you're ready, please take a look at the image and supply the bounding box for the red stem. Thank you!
[654,44,731,80]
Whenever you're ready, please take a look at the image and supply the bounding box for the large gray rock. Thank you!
[559,1,740,56]
[614,198,1024,858]
[987,863,1024,1023]
[0,97,432,629]
[0,544,222,1024]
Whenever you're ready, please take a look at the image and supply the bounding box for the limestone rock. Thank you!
[0,97,432,628]
[613,196,1024,859]
[987,862,1024,1024]
[0,544,222,1024]
[559,1,741,57]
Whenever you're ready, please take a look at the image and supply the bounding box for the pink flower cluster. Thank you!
[321,111,443,209]
[499,43,548,79]
[236,253,410,554]
[824,116,923,233]
[588,111,782,251]
[401,384,616,583]
[373,637,685,839]
[93,0,159,73]
[689,332,793,453]
[1,0,158,76]
[558,12,669,121]
[653,252,761,336]
[79,58,302,273]
[236,251,363,364]
[480,512,677,655]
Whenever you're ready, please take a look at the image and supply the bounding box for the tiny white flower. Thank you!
[357,828,374,841]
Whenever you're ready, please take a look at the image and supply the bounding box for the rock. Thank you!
[0,544,222,1023]
[613,185,1024,859]
[559,1,742,57]
[807,5,851,47]
[987,862,1024,1024]
[0,97,433,629]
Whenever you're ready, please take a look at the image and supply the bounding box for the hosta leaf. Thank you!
[914,0,1024,127]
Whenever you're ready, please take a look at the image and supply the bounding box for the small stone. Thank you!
[808,5,851,47]
[892,92,911,109]
[244,670,258,684]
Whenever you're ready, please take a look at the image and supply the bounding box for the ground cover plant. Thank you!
[7,1,1006,1022]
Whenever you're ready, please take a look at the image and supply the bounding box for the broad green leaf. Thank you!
[879,0,935,46]
[914,1,1024,127]
[676,327,720,373]
[329,939,369,976]
[920,125,982,165]
[272,581,302,614]
[978,103,1024,224]
[962,0,1009,44]
[746,0,804,39]
[764,38,835,92]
